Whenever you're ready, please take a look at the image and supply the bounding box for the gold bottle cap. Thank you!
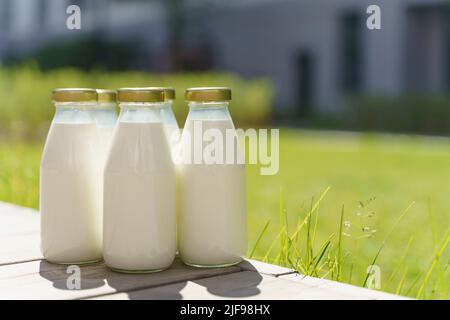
[52,88,97,102]
[185,87,231,102]
[96,89,117,103]
[117,87,165,103]
[130,87,175,101]
[163,87,175,101]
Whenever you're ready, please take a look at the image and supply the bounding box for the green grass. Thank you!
[0,129,449,299]
[0,143,41,209]
[246,130,449,299]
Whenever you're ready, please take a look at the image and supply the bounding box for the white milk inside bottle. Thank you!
[40,88,102,264]
[178,87,247,267]
[91,89,117,160]
[103,88,176,273]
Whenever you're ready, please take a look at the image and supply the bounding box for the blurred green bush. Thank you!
[5,37,138,71]
[344,95,450,135]
[0,65,273,140]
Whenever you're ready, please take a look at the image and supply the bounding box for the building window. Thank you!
[38,0,48,30]
[405,5,449,92]
[296,50,314,117]
[340,12,363,92]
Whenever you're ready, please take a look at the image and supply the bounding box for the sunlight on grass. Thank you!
[246,130,450,299]
[0,130,449,299]
[0,142,41,208]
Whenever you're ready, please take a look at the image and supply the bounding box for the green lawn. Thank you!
[0,143,41,209]
[1,129,449,299]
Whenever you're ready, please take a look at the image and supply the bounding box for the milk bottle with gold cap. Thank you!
[40,88,103,264]
[178,87,247,267]
[103,88,176,273]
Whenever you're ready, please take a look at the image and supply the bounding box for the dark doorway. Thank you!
[296,51,314,117]
[405,5,449,92]
[340,12,363,92]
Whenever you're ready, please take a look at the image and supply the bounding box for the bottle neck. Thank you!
[53,102,97,124]
[188,101,229,110]
[54,102,97,110]
[119,102,164,110]
[187,101,231,121]
[162,100,174,109]
[118,102,164,123]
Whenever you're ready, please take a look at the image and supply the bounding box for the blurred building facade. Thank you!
[0,0,449,115]
[208,0,450,115]
[0,0,169,69]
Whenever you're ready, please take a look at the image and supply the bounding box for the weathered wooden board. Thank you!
[90,271,313,300]
[0,258,242,300]
[238,259,295,277]
[279,273,406,300]
[0,202,42,265]
[92,270,405,300]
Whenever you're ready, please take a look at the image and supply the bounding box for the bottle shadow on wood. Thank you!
[38,259,187,299]
[38,258,262,299]
[190,260,263,298]
[38,260,106,292]
[104,259,187,300]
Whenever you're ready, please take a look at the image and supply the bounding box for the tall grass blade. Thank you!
[337,205,345,281]
[395,267,408,295]
[278,187,284,265]
[311,200,320,247]
[290,186,331,240]
[313,235,334,275]
[416,233,450,299]
[363,202,414,287]
[305,197,314,271]
[249,220,271,259]
[387,236,414,285]
[262,226,287,262]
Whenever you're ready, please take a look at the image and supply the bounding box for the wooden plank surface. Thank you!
[92,270,404,300]
[0,258,241,300]
[238,259,295,277]
[278,273,406,300]
[0,202,407,300]
[0,257,295,300]
[0,202,42,265]
[91,271,302,300]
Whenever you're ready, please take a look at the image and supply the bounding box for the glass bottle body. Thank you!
[178,102,247,267]
[103,102,176,273]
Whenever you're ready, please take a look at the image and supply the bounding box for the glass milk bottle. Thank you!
[40,88,102,264]
[92,89,117,160]
[103,88,176,273]
[159,87,180,156]
[178,87,247,267]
